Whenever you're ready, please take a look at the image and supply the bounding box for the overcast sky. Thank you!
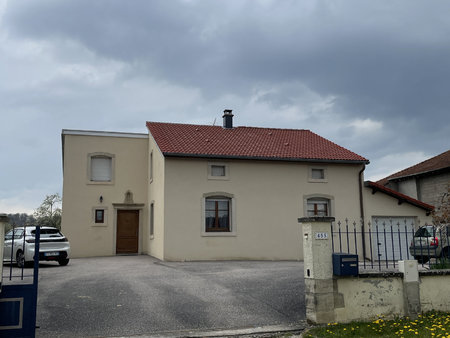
[1,0,449,214]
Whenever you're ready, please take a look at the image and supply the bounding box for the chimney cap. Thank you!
[223,109,233,115]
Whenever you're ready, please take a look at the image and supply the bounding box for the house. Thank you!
[377,150,450,208]
[61,111,433,261]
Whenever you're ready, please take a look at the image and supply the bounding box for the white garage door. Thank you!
[371,217,416,261]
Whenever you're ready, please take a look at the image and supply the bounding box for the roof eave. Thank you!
[163,152,369,164]
[388,166,450,182]
[364,181,434,214]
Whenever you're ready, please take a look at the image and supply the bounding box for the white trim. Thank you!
[62,129,148,139]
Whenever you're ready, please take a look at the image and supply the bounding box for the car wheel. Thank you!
[441,247,450,259]
[58,258,69,266]
[16,251,25,268]
[414,256,429,264]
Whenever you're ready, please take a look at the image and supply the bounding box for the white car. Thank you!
[3,226,70,267]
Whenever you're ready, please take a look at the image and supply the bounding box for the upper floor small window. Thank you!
[311,168,325,179]
[88,153,114,184]
[211,165,225,177]
[308,166,327,182]
[208,163,229,180]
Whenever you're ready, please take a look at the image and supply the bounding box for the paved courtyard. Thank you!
[31,256,305,337]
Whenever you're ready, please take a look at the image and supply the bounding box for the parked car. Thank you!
[3,226,70,267]
[410,224,450,263]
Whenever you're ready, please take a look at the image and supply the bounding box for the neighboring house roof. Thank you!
[146,122,369,164]
[365,181,434,214]
[377,149,450,186]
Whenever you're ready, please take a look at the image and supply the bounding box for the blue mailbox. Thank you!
[332,253,358,276]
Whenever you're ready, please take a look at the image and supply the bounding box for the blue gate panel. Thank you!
[0,298,23,328]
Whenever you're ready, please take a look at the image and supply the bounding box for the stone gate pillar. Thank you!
[299,216,335,324]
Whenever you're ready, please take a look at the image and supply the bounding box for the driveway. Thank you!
[35,256,305,337]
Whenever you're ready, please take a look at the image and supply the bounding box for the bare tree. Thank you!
[34,193,62,229]
[432,185,450,225]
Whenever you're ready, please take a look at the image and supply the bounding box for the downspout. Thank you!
[359,164,367,261]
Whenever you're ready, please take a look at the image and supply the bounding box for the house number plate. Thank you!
[315,232,329,240]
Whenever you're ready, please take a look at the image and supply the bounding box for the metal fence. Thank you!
[331,219,450,271]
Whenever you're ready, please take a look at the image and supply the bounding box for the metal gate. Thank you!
[0,226,40,338]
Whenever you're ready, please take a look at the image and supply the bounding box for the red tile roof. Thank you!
[365,181,434,212]
[377,150,450,186]
[146,122,369,163]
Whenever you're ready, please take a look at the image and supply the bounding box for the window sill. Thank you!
[207,176,230,181]
[308,179,328,183]
[92,224,108,227]
[87,181,115,185]
[201,232,237,237]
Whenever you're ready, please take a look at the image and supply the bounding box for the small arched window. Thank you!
[88,153,114,183]
[307,198,330,217]
[205,196,231,232]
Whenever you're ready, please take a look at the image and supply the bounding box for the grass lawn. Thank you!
[303,311,450,337]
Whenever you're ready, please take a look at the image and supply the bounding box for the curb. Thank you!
[120,322,308,337]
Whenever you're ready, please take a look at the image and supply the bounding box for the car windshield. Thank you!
[5,229,24,239]
[414,226,434,237]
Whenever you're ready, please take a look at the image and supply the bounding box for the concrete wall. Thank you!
[420,274,450,312]
[418,172,450,207]
[162,158,363,261]
[334,276,405,322]
[397,178,418,199]
[61,132,149,258]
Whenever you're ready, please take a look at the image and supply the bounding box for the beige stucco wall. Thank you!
[363,187,432,226]
[61,133,149,258]
[161,158,363,261]
[334,277,405,322]
[420,274,450,312]
[146,134,165,260]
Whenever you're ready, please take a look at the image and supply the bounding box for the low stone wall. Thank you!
[334,274,404,322]
[300,217,450,325]
[420,272,450,312]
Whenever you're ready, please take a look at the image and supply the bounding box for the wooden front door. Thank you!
[116,210,139,254]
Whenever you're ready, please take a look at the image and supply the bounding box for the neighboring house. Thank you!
[61,111,433,261]
[377,150,450,208]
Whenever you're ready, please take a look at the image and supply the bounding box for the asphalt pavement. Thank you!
[32,256,306,337]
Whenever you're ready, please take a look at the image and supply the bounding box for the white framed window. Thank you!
[201,192,236,236]
[88,153,115,184]
[308,166,327,183]
[208,163,229,180]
